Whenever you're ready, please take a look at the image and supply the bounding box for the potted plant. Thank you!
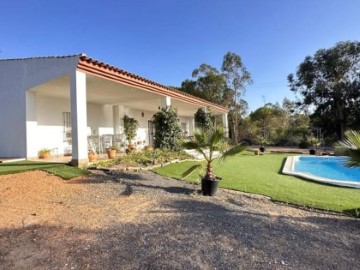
[258,135,268,153]
[106,146,117,159]
[38,148,51,159]
[123,115,139,149]
[88,141,97,162]
[308,135,318,155]
[182,128,246,196]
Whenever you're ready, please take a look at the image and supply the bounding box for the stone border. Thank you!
[88,158,200,172]
[282,156,360,188]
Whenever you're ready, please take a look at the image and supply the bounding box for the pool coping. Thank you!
[282,156,360,189]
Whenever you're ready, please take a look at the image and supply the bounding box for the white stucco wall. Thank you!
[0,56,80,158]
[28,95,116,157]
[0,56,201,159]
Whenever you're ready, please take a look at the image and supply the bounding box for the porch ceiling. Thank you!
[30,74,222,117]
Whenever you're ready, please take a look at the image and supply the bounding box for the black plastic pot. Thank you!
[309,149,316,155]
[259,146,265,153]
[201,177,220,196]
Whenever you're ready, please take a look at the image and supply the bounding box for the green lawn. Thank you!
[0,161,89,180]
[153,151,360,216]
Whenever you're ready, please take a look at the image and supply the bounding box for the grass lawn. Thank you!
[0,161,89,180]
[153,151,360,216]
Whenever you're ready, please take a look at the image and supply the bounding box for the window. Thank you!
[63,112,71,143]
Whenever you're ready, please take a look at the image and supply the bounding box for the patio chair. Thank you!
[113,134,125,149]
[88,135,103,154]
[102,134,113,150]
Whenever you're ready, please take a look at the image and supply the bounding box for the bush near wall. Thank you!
[152,106,182,151]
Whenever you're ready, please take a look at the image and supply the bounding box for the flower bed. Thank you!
[91,149,192,170]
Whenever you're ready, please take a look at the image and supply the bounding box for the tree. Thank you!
[288,41,360,139]
[180,64,229,105]
[123,115,139,145]
[152,106,182,150]
[194,108,214,130]
[245,102,310,146]
[221,52,253,143]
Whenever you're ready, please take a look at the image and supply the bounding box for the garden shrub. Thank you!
[298,141,310,149]
[194,107,214,130]
[152,106,182,150]
[92,149,192,168]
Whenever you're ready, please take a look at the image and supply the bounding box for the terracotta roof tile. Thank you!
[0,53,228,112]
[79,55,228,112]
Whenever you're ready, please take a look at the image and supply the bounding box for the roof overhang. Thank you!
[77,56,228,114]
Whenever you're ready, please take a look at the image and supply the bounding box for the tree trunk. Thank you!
[205,163,214,180]
[233,114,238,143]
[339,121,345,140]
[336,100,345,139]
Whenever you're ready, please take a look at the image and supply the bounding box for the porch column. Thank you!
[70,70,88,166]
[161,96,171,107]
[222,112,229,138]
[25,91,38,158]
[113,105,120,134]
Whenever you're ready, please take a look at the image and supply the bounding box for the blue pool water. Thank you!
[294,156,360,182]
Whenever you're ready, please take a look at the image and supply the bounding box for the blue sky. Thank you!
[1,0,359,112]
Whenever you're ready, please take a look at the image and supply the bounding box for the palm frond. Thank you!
[181,163,203,179]
[345,149,360,168]
[219,142,247,162]
[337,130,360,149]
[336,130,360,167]
[193,131,207,146]
[209,128,224,147]
[183,141,199,150]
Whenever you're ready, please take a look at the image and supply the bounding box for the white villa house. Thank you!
[0,54,229,165]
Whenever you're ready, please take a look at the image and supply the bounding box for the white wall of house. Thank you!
[0,56,221,160]
[24,92,196,158]
[0,56,80,158]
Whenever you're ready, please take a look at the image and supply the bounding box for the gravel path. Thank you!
[0,170,359,269]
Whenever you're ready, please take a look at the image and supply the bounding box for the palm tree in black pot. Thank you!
[182,127,246,196]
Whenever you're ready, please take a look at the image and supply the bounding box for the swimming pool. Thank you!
[282,156,360,188]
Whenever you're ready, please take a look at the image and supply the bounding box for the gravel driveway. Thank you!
[0,170,359,269]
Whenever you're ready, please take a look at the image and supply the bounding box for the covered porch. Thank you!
[26,56,228,165]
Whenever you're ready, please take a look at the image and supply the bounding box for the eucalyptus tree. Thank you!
[221,52,253,143]
[288,41,360,139]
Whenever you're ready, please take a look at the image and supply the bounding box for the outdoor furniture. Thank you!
[88,135,103,154]
[102,134,113,150]
[113,134,125,149]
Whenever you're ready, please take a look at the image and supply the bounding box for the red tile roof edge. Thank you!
[0,53,228,112]
[79,55,229,113]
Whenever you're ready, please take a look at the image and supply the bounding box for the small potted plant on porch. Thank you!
[88,141,97,162]
[123,115,139,150]
[106,145,117,159]
[182,128,246,196]
[38,148,51,159]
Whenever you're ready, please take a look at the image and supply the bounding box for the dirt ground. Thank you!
[0,170,359,269]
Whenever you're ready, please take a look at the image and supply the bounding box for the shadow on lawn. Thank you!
[1,197,358,269]
[0,162,64,167]
[277,157,287,174]
[343,208,360,218]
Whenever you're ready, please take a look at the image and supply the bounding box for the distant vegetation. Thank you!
[177,41,360,145]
